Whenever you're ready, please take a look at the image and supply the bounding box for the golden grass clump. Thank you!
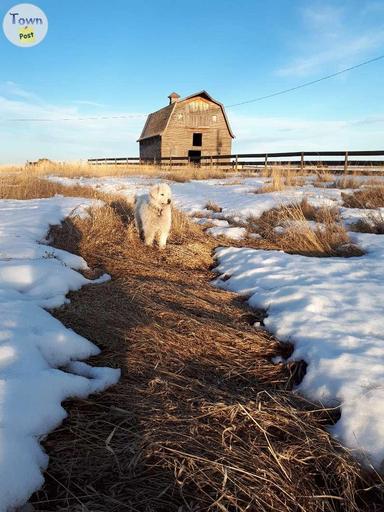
[313,169,334,187]
[342,185,384,209]
[246,200,362,257]
[205,200,222,213]
[23,160,234,181]
[30,195,382,511]
[256,168,306,194]
[350,211,384,234]
[257,168,286,193]
[333,175,361,189]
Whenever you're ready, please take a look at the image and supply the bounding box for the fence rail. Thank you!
[88,150,384,172]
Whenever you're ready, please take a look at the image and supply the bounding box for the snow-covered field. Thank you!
[0,197,120,511]
[47,174,384,470]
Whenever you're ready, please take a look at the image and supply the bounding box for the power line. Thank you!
[225,54,384,108]
[5,113,147,122]
[2,54,383,122]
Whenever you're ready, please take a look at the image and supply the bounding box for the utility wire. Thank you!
[2,54,384,122]
[225,54,384,108]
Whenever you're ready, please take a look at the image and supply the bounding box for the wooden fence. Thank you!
[88,150,384,172]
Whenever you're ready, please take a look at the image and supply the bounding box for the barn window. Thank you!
[193,133,202,146]
[212,115,217,123]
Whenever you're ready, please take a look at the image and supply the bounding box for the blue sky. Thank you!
[0,0,383,163]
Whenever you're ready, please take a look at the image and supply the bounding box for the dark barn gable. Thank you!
[137,91,234,161]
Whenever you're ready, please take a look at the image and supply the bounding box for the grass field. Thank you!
[0,172,383,510]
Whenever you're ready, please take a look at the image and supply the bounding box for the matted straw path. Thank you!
[26,197,383,511]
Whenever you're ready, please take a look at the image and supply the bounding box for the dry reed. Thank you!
[0,173,381,510]
[350,211,384,234]
[29,197,381,511]
[342,185,384,209]
[246,200,362,257]
[205,200,223,213]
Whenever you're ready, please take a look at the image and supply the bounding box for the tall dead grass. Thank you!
[257,168,305,193]
[24,161,235,182]
[205,200,222,213]
[333,176,361,189]
[343,185,384,209]
[29,193,382,511]
[246,199,362,257]
[350,211,384,234]
[0,172,380,510]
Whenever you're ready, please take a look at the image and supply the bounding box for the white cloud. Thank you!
[0,83,383,164]
[0,84,146,164]
[230,113,384,153]
[277,3,384,77]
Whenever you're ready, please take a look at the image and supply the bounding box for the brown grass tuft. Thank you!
[342,185,384,209]
[313,170,334,187]
[205,200,222,213]
[333,176,361,189]
[30,195,381,511]
[257,168,306,193]
[350,211,384,234]
[22,161,237,181]
[0,173,380,510]
[0,173,110,202]
[246,200,362,257]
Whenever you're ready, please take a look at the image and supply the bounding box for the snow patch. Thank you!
[214,237,384,469]
[0,197,120,511]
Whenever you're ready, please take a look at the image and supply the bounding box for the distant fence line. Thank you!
[88,150,384,172]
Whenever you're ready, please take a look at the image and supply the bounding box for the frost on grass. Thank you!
[213,231,384,469]
[0,197,120,512]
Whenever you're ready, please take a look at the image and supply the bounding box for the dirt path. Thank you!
[32,203,380,511]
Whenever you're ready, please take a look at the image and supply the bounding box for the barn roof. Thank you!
[137,103,176,142]
[137,90,234,141]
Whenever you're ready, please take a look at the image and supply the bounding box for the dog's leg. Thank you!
[158,231,168,250]
[144,228,155,247]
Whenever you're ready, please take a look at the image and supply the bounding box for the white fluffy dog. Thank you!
[134,183,172,249]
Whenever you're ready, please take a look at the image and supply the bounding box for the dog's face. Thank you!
[149,183,172,207]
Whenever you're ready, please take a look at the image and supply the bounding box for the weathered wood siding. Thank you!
[139,136,161,160]
[161,98,232,158]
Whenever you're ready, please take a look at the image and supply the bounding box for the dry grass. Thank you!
[256,168,306,193]
[22,196,380,511]
[313,170,334,187]
[205,200,223,213]
[164,167,232,182]
[343,185,384,209]
[0,173,115,201]
[333,176,362,189]
[0,173,381,510]
[350,211,384,234]
[21,161,236,182]
[246,200,362,257]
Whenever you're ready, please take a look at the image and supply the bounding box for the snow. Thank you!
[0,197,120,511]
[47,173,384,470]
[48,175,342,221]
[213,236,384,468]
[207,226,246,240]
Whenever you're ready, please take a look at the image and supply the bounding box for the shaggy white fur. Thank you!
[134,183,172,249]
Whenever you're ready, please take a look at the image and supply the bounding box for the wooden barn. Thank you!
[137,91,234,162]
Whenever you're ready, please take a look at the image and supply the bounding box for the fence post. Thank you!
[235,155,238,172]
[344,151,349,173]
[264,154,268,172]
[300,152,304,172]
